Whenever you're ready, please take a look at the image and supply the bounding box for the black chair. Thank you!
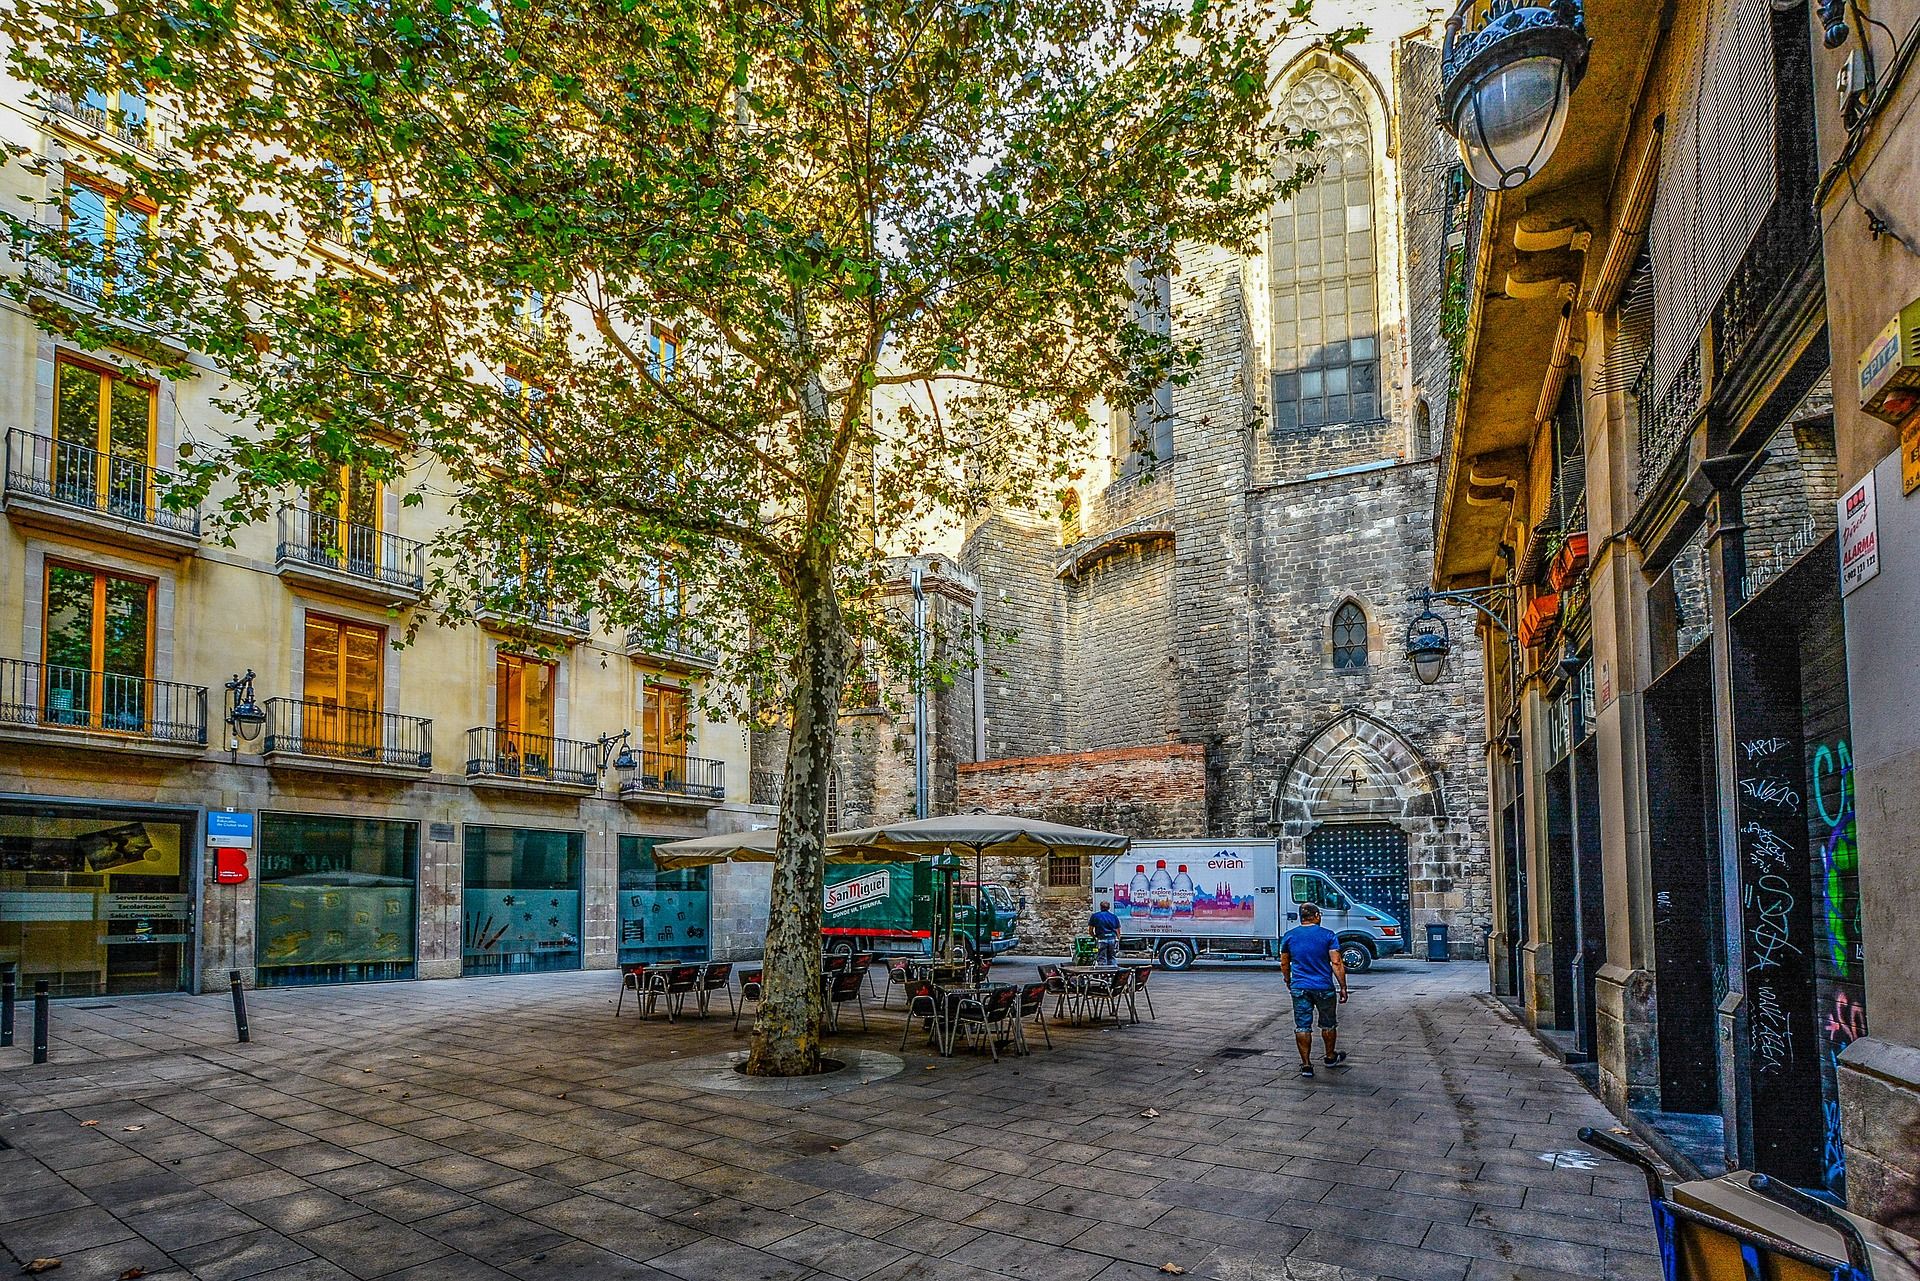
[878,956,910,1007]
[660,963,702,1021]
[1038,963,1073,1021]
[615,963,661,1018]
[1016,981,1052,1051]
[733,966,763,1030]
[823,953,850,974]
[1128,962,1156,1019]
[696,961,733,1017]
[900,978,948,1054]
[952,987,1021,1060]
[825,968,869,1032]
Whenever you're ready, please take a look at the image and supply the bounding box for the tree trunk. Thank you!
[746,546,848,1076]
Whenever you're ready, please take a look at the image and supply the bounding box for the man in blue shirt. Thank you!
[1279,903,1348,1077]
[1088,901,1121,966]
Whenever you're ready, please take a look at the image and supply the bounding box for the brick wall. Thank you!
[956,744,1208,951]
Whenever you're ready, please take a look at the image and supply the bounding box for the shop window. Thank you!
[53,355,156,517]
[43,561,153,732]
[303,615,384,757]
[256,814,418,986]
[462,825,583,974]
[0,801,191,997]
[1270,70,1380,432]
[618,835,709,965]
[1047,854,1084,888]
[1331,600,1368,669]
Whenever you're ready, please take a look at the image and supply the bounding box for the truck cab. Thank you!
[1280,868,1405,973]
[952,881,1021,957]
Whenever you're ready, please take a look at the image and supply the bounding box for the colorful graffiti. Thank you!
[1810,738,1864,1196]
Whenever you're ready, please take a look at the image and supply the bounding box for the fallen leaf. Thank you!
[119,1268,147,1279]
[78,1120,99,1127]
[363,1068,373,1073]
[21,1258,60,1274]
[1158,1265,1187,1275]
[828,1145,840,1152]
[1139,1108,1159,1119]
[1191,1068,1206,1076]
[556,1093,567,1100]
[121,1125,144,1132]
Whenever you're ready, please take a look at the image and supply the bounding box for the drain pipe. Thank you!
[911,560,929,819]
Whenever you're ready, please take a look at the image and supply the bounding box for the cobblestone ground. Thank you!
[0,960,1659,1281]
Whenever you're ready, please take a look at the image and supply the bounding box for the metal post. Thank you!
[229,970,250,1043]
[1,966,14,1048]
[32,980,49,1064]
[911,560,929,820]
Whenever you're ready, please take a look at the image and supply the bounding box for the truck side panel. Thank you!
[1094,841,1279,940]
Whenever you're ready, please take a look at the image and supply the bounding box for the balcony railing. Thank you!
[621,749,725,802]
[623,627,719,668]
[276,507,426,593]
[0,657,207,747]
[4,429,200,537]
[46,92,159,153]
[465,726,597,787]
[264,698,432,769]
[476,578,591,638]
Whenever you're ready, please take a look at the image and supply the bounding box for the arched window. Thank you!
[1332,601,1368,669]
[1271,71,1380,433]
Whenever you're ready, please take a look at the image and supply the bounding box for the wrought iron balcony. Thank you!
[275,507,426,601]
[620,749,726,803]
[475,579,591,642]
[465,726,598,788]
[623,626,719,670]
[2,428,201,553]
[263,698,432,770]
[0,657,207,748]
[45,92,160,154]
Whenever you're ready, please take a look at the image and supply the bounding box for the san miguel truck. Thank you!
[1093,839,1405,971]
[822,862,1021,958]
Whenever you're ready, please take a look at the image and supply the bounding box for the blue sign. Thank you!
[206,811,255,848]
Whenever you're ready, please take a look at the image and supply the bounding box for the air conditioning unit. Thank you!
[1858,296,1920,423]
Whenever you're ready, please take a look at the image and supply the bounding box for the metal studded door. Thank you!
[1305,823,1409,935]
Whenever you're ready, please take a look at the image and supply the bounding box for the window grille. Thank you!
[1047,854,1083,888]
[1331,601,1368,670]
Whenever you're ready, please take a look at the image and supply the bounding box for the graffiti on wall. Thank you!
[1810,738,1865,1196]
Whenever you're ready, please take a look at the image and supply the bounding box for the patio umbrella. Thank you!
[652,828,923,870]
[825,813,1130,954]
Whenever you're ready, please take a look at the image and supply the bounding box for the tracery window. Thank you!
[1332,600,1368,669]
[1270,71,1380,433]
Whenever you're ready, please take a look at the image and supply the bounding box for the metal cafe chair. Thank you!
[695,961,733,1017]
[616,963,665,1018]
[825,968,869,1032]
[659,963,703,1022]
[1127,962,1156,1019]
[900,978,949,1055]
[1015,981,1052,1051]
[733,966,763,1031]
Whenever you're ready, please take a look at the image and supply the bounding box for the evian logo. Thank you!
[825,870,890,916]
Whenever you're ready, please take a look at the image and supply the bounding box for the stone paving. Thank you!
[0,959,1661,1281]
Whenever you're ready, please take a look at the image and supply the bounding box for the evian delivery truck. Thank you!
[1093,839,1404,971]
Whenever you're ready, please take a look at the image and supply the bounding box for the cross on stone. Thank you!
[1344,765,1366,795]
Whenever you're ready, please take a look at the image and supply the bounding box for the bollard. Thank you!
[229,971,250,1043]
[2,966,14,1049]
[32,980,49,1064]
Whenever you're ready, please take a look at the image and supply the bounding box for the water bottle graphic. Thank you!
[1171,865,1194,919]
[1149,860,1174,917]
[1127,865,1151,917]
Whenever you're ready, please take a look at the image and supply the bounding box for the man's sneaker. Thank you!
[1324,1051,1349,1067]
[1298,1064,1314,1078]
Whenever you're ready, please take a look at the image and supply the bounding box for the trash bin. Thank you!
[1426,923,1450,962]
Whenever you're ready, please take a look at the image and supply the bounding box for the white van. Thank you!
[1092,840,1406,971]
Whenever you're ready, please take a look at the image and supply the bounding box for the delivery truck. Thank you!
[1092,839,1405,971]
[822,861,1021,958]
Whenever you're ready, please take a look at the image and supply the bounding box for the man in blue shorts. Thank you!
[1279,903,1348,1078]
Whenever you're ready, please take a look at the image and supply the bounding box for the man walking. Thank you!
[1279,903,1348,1077]
[1088,900,1122,966]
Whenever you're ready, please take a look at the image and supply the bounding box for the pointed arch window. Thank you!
[1271,71,1380,433]
[1332,600,1368,669]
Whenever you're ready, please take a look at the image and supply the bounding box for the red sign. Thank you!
[214,847,250,885]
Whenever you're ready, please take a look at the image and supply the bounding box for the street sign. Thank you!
[1839,472,1880,596]
[206,810,255,849]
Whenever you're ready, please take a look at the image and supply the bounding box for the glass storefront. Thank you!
[256,814,418,987]
[0,801,192,996]
[463,825,582,975]
[617,835,709,965]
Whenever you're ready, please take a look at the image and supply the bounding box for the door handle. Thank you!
[1286,912,1298,921]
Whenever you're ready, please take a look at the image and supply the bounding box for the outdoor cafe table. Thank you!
[1059,965,1128,1025]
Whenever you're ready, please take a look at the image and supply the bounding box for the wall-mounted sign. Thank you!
[429,822,456,843]
[1903,413,1920,496]
[1859,297,1920,423]
[214,847,250,885]
[1840,471,1881,596]
[207,810,255,848]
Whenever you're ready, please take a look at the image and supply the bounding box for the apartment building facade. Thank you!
[0,77,774,1000]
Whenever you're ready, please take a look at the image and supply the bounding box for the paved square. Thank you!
[1,961,1659,1280]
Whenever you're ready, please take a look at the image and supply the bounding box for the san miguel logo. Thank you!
[825,870,890,916]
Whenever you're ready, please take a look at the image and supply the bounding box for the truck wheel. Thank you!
[1340,940,1374,973]
[1158,941,1194,971]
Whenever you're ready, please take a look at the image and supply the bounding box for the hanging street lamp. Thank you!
[1406,602,1453,687]
[1440,0,1591,190]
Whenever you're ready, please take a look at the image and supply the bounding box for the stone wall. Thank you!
[956,744,1208,952]
[1060,540,1179,751]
